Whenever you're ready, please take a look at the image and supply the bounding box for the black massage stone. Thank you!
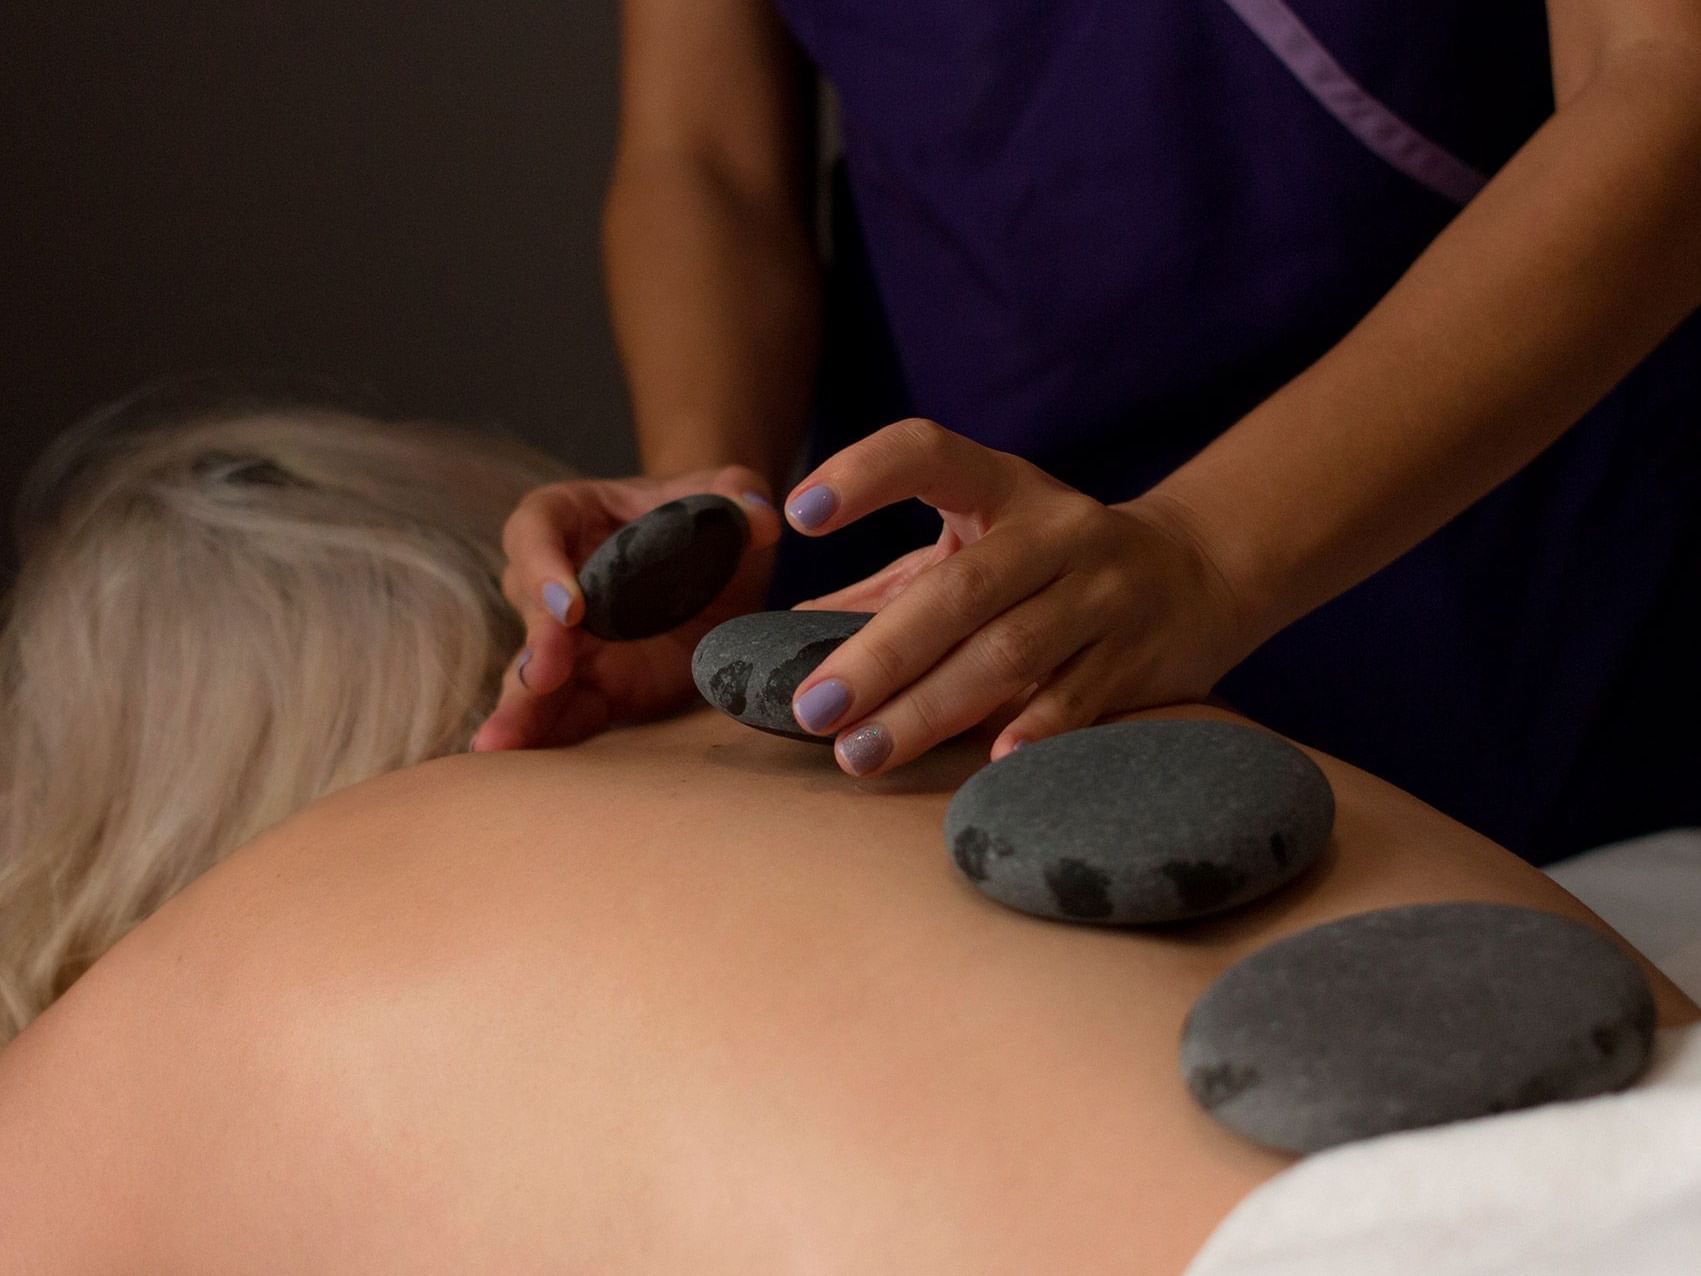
[1180,903,1657,1155]
[943,720,1333,924]
[578,494,749,641]
[692,610,873,742]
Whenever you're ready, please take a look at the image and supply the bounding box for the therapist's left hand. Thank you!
[783,419,1256,777]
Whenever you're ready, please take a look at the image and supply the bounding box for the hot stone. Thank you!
[692,610,873,742]
[578,494,748,640]
[943,719,1334,924]
[1179,902,1657,1154]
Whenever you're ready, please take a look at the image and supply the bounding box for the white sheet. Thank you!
[1185,1023,1701,1276]
[1185,829,1701,1273]
[1547,829,1701,1001]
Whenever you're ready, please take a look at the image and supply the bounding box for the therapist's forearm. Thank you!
[1145,40,1701,649]
[604,154,821,490]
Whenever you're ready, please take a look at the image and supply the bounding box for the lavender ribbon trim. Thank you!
[1220,0,1489,206]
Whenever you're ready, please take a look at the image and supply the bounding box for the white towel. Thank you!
[1547,830,1701,998]
[1186,1024,1701,1276]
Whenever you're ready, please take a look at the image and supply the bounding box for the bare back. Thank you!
[1,706,1693,1274]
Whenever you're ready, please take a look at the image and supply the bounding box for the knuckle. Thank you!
[500,487,560,554]
[499,510,529,557]
[904,685,956,743]
[1043,492,1104,540]
[933,553,998,619]
[976,618,1045,684]
[1040,680,1091,726]
[1079,568,1126,617]
[871,417,945,469]
[855,628,911,688]
[894,417,945,449]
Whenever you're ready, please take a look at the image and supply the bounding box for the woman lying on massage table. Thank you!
[0,405,1692,1274]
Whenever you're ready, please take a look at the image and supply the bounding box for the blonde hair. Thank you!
[0,398,566,1042]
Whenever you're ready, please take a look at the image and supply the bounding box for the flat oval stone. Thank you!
[692,610,873,742]
[578,494,749,640]
[943,720,1333,924]
[1180,903,1657,1154]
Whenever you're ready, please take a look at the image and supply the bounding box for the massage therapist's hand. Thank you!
[784,420,1258,777]
[471,467,782,751]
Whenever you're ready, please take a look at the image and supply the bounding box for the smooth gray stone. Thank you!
[692,610,873,742]
[578,494,749,641]
[1180,903,1657,1155]
[943,720,1333,924]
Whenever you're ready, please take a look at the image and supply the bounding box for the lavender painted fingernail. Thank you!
[542,581,572,625]
[839,724,893,776]
[794,678,851,734]
[516,648,534,689]
[742,490,775,511]
[787,484,838,530]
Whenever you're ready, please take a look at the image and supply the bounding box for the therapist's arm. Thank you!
[1151,0,1701,646]
[767,0,1701,777]
[605,0,822,490]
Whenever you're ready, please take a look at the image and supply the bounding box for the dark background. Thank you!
[1,2,633,582]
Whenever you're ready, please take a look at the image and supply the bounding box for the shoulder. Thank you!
[0,948,156,1270]
[0,751,535,1270]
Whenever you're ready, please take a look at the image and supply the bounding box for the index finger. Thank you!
[500,484,591,629]
[783,419,1021,537]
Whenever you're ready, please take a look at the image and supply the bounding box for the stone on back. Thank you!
[944,720,1334,925]
[1180,902,1657,1153]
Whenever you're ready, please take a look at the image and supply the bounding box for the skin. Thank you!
[477,0,1701,773]
[781,422,1247,775]
[470,0,817,751]
[781,0,1701,776]
[0,705,1694,1273]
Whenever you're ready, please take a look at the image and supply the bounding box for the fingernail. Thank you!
[516,648,534,689]
[742,490,774,511]
[542,581,572,625]
[839,724,893,776]
[794,678,851,734]
[786,484,838,530]
[1010,737,1029,752]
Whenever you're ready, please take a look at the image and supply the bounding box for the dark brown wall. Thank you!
[1,2,632,580]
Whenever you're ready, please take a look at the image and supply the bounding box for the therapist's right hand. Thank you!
[471,466,782,751]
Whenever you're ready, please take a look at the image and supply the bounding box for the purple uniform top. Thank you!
[766,0,1701,864]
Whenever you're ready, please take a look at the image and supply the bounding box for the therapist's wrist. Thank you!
[1117,482,1294,669]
